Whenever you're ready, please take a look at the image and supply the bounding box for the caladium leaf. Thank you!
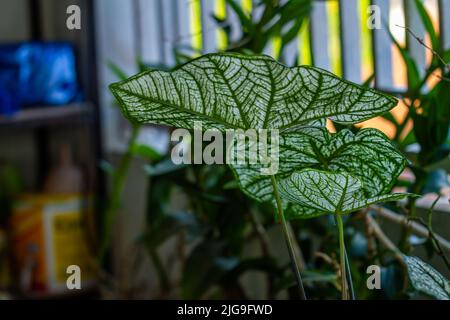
[277,169,411,216]
[230,127,407,203]
[110,53,397,131]
[404,256,450,300]
[110,53,405,219]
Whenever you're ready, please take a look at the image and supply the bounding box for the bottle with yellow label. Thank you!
[10,144,96,297]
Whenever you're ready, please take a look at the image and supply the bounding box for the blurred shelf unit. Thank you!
[0,0,104,200]
[0,103,94,129]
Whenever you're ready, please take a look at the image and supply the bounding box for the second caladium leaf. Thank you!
[231,127,407,203]
[278,169,411,216]
[109,53,397,131]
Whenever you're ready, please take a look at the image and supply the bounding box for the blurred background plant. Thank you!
[379,0,450,260]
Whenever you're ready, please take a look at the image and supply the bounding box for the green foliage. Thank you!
[106,0,450,300]
[382,1,450,262]
[413,0,439,51]
[385,1,450,167]
[110,51,410,300]
[221,0,312,61]
[412,72,450,166]
[142,158,284,298]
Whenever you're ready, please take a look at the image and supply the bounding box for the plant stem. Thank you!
[400,170,426,253]
[343,239,355,300]
[270,175,307,300]
[99,124,140,263]
[336,214,348,300]
[333,215,355,299]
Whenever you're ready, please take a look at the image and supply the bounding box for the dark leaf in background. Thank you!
[181,241,239,299]
[99,160,115,176]
[413,75,450,166]
[414,0,440,53]
[140,211,199,249]
[384,20,421,91]
[144,159,188,177]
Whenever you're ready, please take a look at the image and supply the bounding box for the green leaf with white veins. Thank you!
[278,169,412,216]
[230,127,407,205]
[109,53,397,131]
[404,256,450,300]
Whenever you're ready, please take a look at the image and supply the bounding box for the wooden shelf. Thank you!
[0,103,93,129]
